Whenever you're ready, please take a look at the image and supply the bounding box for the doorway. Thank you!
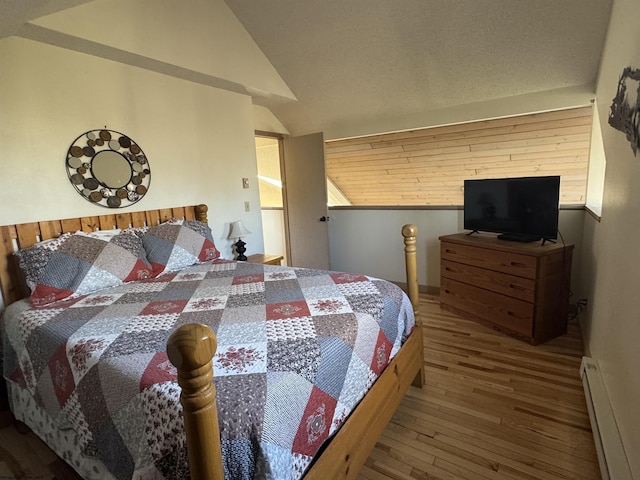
[255,131,330,269]
[255,135,288,265]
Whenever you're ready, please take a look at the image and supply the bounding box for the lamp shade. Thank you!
[228,220,251,239]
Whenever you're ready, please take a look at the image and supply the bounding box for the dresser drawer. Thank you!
[441,260,536,303]
[440,278,534,337]
[441,241,537,279]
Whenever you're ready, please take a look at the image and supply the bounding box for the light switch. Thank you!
[242,178,249,189]
[244,201,251,212]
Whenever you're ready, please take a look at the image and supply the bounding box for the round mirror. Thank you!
[92,151,132,188]
[65,129,151,208]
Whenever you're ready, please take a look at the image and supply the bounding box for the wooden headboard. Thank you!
[0,204,208,308]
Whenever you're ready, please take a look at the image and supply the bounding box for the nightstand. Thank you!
[246,254,284,266]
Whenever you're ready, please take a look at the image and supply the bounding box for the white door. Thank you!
[282,132,330,269]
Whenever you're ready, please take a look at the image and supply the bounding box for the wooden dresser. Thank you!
[439,233,574,345]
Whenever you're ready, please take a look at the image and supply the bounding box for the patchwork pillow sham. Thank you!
[122,217,182,239]
[30,231,153,306]
[15,233,74,292]
[142,220,220,276]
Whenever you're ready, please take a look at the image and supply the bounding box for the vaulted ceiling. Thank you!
[0,0,91,38]
[225,0,613,137]
[1,0,613,139]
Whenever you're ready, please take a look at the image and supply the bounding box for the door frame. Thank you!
[255,130,291,263]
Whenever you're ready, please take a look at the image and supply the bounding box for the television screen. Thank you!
[463,176,560,241]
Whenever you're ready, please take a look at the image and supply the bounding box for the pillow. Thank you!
[142,220,220,276]
[30,231,153,306]
[122,218,181,239]
[15,233,74,292]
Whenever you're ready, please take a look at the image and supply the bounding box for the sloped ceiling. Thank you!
[1,0,613,139]
[0,0,92,37]
[225,0,613,137]
[1,0,295,104]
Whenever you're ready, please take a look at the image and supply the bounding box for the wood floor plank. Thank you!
[374,434,437,470]
[429,418,599,478]
[398,399,599,465]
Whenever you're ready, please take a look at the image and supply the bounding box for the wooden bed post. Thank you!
[167,324,224,480]
[402,224,419,314]
[194,204,209,224]
[402,224,425,387]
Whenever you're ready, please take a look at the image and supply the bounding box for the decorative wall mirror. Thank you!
[66,129,151,208]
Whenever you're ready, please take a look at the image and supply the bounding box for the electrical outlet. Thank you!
[242,178,249,189]
[244,201,250,212]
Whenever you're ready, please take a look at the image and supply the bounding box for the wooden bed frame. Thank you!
[0,204,424,480]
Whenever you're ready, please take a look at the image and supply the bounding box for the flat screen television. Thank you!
[463,175,560,242]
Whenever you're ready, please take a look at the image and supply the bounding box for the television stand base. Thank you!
[497,233,541,243]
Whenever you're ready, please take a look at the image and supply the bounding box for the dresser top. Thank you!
[439,232,574,256]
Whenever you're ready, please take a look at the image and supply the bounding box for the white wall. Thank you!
[25,0,295,103]
[0,37,264,261]
[586,102,607,216]
[328,209,457,287]
[253,105,289,135]
[328,208,585,297]
[260,209,287,265]
[581,0,640,474]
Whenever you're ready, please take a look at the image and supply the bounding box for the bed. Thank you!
[0,204,424,480]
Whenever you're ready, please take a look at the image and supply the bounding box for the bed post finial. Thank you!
[167,323,224,480]
[194,204,209,224]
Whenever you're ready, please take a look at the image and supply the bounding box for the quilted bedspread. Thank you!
[1,260,414,480]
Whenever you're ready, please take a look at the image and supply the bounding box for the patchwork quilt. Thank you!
[1,260,414,480]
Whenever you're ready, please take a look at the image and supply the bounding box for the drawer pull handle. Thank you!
[510,261,527,268]
[445,249,457,254]
[509,283,525,291]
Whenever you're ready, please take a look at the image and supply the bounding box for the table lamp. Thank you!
[228,220,251,261]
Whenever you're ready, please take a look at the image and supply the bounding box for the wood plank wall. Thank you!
[325,107,592,206]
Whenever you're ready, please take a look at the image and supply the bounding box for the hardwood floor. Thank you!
[0,426,81,480]
[0,294,599,480]
[358,295,600,480]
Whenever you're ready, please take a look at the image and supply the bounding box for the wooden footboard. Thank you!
[167,224,424,480]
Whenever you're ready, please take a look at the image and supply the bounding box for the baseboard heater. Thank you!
[580,357,633,480]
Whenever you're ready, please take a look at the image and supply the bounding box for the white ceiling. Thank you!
[225,0,613,136]
[0,0,92,37]
[1,0,613,138]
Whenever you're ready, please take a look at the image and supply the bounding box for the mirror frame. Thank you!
[66,128,151,208]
